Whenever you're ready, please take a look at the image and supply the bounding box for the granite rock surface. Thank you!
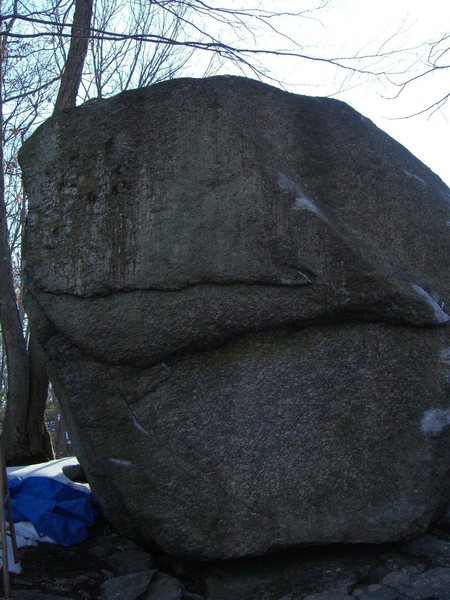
[19,76,450,560]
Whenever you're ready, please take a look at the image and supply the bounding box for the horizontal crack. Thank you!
[28,275,317,300]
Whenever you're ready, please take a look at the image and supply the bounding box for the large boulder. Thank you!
[19,76,450,560]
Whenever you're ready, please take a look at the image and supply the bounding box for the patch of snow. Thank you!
[281,269,314,286]
[7,457,89,492]
[277,171,326,220]
[0,535,22,574]
[108,458,133,468]
[14,522,55,545]
[278,172,299,193]
[294,193,322,215]
[404,170,427,186]
[411,284,450,324]
[2,522,55,560]
[0,510,62,573]
[132,415,150,436]
[441,348,450,367]
[295,270,314,283]
[439,189,450,203]
[421,408,450,437]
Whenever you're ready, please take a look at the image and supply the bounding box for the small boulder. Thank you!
[100,571,155,600]
[142,573,184,600]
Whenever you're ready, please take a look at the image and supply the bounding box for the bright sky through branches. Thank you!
[232,0,450,185]
[5,0,449,184]
[315,0,450,187]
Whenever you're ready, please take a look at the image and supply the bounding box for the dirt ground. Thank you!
[1,518,119,599]
[3,518,450,600]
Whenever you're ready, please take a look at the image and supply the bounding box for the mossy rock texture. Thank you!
[19,76,450,560]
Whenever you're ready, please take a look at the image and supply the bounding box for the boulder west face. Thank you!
[19,76,450,560]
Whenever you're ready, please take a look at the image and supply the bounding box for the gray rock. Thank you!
[61,463,87,482]
[183,594,205,600]
[100,570,155,600]
[19,75,450,560]
[142,573,184,600]
[352,583,400,600]
[106,548,155,575]
[381,565,424,587]
[302,593,353,600]
[89,535,141,560]
[8,592,74,600]
[440,505,450,525]
[400,534,450,566]
[366,566,389,584]
[391,566,450,599]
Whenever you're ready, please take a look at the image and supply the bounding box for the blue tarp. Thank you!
[6,476,98,546]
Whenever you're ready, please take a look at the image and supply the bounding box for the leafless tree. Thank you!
[54,0,93,110]
[386,32,450,117]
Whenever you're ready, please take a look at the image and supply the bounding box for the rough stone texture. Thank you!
[143,573,184,600]
[8,592,75,600]
[352,585,399,600]
[88,534,141,560]
[19,76,450,560]
[303,594,353,600]
[100,571,155,600]
[106,548,155,575]
[385,566,450,599]
[400,534,450,567]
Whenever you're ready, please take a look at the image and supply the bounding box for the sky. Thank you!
[16,0,450,186]
[308,0,450,187]
[211,0,450,186]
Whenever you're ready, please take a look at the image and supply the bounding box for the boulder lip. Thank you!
[27,280,448,372]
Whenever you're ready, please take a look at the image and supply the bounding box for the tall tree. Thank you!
[54,0,93,111]
[0,0,56,463]
[0,0,96,463]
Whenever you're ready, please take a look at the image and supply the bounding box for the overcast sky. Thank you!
[213,0,450,186]
[311,0,450,186]
[280,0,450,185]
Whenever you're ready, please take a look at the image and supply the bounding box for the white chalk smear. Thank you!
[421,408,450,437]
[108,458,133,468]
[132,415,150,436]
[411,284,449,324]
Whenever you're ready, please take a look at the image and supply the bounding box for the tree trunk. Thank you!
[25,331,53,462]
[1,330,54,465]
[0,30,54,465]
[54,0,93,112]
[1,0,93,465]
[0,184,30,461]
